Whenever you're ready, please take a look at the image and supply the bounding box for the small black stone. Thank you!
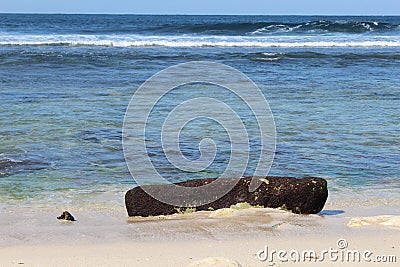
[57,211,76,221]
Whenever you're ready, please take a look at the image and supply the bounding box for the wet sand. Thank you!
[0,204,399,266]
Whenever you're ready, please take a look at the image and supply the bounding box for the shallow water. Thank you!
[0,14,399,211]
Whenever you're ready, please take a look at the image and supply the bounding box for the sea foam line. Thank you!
[2,40,400,48]
[1,35,400,48]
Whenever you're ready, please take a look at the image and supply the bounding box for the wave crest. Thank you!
[1,35,400,48]
[174,20,399,35]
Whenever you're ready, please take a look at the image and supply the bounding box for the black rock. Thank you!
[57,211,76,221]
[125,176,328,217]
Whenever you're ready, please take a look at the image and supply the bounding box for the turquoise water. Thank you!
[0,15,399,210]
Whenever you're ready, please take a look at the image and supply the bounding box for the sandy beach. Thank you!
[0,235,398,267]
[0,203,399,267]
[1,11,400,267]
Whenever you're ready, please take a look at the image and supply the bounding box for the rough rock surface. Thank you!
[125,176,328,217]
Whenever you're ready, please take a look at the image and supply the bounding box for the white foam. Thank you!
[1,34,400,48]
[208,208,237,218]
[5,40,400,48]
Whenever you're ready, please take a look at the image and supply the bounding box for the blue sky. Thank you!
[1,0,399,15]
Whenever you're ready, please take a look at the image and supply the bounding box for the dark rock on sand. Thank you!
[125,176,328,217]
[57,211,76,221]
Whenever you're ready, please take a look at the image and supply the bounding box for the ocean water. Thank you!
[0,14,399,211]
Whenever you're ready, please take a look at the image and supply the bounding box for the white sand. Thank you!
[0,205,399,267]
[0,233,398,267]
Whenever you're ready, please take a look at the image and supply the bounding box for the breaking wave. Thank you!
[173,20,400,35]
[1,34,400,48]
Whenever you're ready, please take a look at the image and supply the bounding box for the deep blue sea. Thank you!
[0,14,399,211]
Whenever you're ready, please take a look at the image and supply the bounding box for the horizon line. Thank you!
[0,12,399,16]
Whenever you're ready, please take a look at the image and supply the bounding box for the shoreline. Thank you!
[0,204,399,266]
[0,219,398,267]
